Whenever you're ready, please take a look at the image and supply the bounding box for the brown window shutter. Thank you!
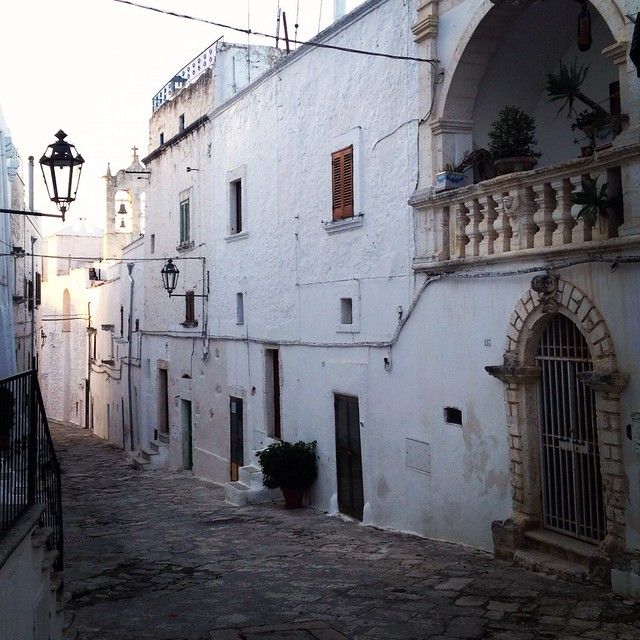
[185,290,195,324]
[332,146,354,220]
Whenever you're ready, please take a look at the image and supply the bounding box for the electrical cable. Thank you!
[111,0,439,65]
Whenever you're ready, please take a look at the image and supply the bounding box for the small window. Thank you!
[184,290,196,325]
[179,198,190,244]
[159,132,165,145]
[236,292,244,325]
[35,273,41,307]
[150,234,155,254]
[331,145,354,221]
[340,298,353,325]
[230,179,243,234]
[178,114,185,132]
[120,305,124,337]
[444,407,463,426]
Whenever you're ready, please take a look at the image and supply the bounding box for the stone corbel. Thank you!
[602,41,628,66]
[576,370,629,394]
[412,0,439,43]
[485,363,540,384]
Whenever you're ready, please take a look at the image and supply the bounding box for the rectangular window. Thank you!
[184,290,196,325]
[230,179,242,234]
[27,279,33,312]
[340,297,353,325]
[120,305,124,337]
[159,132,165,145]
[332,145,354,221]
[150,234,155,254]
[35,273,41,307]
[265,348,281,439]
[179,199,190,244]
[236,292,244,325]
[179,114,185,133]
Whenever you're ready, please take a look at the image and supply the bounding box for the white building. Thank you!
[51,1,640,595]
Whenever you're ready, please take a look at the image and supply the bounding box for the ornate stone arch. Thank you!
[486,275,629,563]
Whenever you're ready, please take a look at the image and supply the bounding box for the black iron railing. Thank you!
[0,370,63,570]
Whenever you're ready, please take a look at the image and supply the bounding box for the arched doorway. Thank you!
[537,313,605,543]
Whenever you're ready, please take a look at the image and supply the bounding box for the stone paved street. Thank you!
[54,422,640,640]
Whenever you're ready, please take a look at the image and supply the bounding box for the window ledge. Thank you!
[323,214,364,235]
[225,231,249,243]
[336,324,360,334]
[176,241,195,252]
[181,320,199,328]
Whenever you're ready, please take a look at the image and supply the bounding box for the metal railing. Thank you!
[152,37,223,112]
[0,370,63,570]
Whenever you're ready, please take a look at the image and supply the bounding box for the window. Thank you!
[159,132,165,145]
[120,305,124,337]
[340,298,353,325]
[179,198,190,244]
[179,114,185,133]
[444,407,463,426]
[265,348,281,439]
[236,292,244,325]
[183,290,196,326]
[150,234,155,254]
[230,179,242,234]
[35,273,41,307]
[331,145,354,220]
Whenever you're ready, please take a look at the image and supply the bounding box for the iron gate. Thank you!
[537,314,605,543]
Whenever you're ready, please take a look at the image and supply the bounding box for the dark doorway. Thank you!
[334,394,364,520]
[181,399,193,470]
[158,368,169,435]
[230,396,244,481]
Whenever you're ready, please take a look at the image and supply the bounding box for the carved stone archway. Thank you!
[486,275,629,561]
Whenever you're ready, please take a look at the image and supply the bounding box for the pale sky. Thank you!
[1,0,363,234]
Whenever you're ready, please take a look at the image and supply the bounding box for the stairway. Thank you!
[224,464,280,507]
[130,432,169,469]
[514,529,610,585]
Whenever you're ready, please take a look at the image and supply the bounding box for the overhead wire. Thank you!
[111,0,439,65]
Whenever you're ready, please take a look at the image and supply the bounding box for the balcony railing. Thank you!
[152,37,223,112]
[0,370,63,570]
[410,143,640,271]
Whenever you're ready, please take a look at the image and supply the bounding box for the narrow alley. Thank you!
[55,422,639,640]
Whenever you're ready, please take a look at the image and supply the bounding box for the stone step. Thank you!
[139,445,159,462]
[524,529,600,567]
[238,464,265,490]
[157,432,169,444]
[514,548,589,584]
[224,479,281,507]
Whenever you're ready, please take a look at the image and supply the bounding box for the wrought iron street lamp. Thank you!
[39,130,85,221]
[0,130,84,221]
[161,258,180,296]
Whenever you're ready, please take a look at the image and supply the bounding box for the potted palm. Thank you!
[488,106,541,175]
[257,440,318,509]
[434,163,465,192]
[571,174,617,227]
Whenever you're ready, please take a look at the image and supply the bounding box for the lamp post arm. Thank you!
[0,207,66,220]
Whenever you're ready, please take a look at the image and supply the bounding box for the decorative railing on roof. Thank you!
[152,37,223,112]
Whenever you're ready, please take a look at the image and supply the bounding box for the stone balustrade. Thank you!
[409,143,640,271]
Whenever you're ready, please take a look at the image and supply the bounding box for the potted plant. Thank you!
[571,174,617,227]
[434,162,465,193]
[488,106,541,175]
[257,440,318,509]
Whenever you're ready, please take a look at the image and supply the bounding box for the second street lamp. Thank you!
[160,258,180,296]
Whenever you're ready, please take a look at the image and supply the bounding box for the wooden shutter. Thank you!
[332,146,354,220]
[185,290,195,324]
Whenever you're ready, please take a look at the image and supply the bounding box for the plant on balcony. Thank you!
[257,440,317,509]
[434,162,465,192]
[571,174,616,227]
[488,106,541,175]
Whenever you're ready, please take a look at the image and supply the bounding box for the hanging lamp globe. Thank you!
[39,130,85,221]
[161,258,180,296]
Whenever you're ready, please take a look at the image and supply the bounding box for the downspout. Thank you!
[28,156,35,371]
[86,301,92,430]
[126,263,135,450]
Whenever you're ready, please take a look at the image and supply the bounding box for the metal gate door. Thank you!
[537,314,605,543]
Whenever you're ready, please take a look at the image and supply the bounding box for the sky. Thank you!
[1,0,363,235]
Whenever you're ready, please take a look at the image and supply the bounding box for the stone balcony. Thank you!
[409,143,640,272]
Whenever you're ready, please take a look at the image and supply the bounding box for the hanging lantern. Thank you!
[577,1,592,52]
[160,258,180,296]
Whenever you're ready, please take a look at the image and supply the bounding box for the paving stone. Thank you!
[51,423,636,640]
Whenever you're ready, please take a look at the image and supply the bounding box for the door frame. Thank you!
[486,277,628,556]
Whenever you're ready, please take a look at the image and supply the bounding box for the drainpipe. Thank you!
[86,302,92,429]
[28,157,35,371]
[126,263,135,451]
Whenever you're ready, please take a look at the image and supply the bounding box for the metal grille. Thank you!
[537,314,605,543]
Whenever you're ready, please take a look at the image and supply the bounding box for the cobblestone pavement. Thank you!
[54,423,639,640]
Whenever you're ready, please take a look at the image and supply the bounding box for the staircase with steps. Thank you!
[224,464,280,507]
[514,528,610,585]
[130,432,169,469]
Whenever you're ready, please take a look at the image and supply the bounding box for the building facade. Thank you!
[45,1,640,594]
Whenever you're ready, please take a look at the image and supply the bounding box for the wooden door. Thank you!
[334,394,364,520]
[230,397,244,481]
[181,399,193,470]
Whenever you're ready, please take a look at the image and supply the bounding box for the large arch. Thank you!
[486,275,629,572]
[432,0,632,171]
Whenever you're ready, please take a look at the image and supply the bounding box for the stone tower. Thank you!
[103,147,147,259]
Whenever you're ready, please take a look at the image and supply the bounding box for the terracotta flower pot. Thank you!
[281,487,304,509]
[493,156,538,176]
